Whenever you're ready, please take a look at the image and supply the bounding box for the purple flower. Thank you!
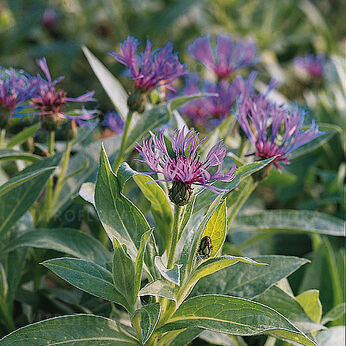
[180,73,253,127]
[136,127,236,196]
[294,54,325,78]
[188,34,258,79]
[0,68,38,115]
[109,36,186,93]
[102,111,124,134]
[27,58,97,128]
[236,81,324,170]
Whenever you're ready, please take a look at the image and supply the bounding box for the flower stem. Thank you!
[238,138,246,157]
[167,205,182,269]
[112,110,134,172]
[41,131,55,226]
[0,129,6,148]
[50,140,72,213]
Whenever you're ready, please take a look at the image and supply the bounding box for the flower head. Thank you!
[110,36,186,93]
[236,80,324,169]
[180,73,254,128]
[28,58,96,130]
[102,111,124,134]
[294,54,325,78]
[136,127,236,202]
[188,34,258,79]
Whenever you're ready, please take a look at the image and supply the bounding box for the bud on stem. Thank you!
[169,181,193,207]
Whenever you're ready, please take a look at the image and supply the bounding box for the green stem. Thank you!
[50,140,72,213]
[41,131,55,226]
[0,129,6,148]
[112,110,134,172]
[237,138,246,157]
[0,302,15,332]
[167,205,182,269]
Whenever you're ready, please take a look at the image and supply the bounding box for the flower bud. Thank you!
[65,120,78,140]
[41,114,61,132]
[169,181,193,206]
[198,236,213,259]
[127,88,147,113]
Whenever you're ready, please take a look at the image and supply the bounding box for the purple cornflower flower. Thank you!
[294,54,325,78]
[180,73,253,127]
[136,127,236,205]
[236,86,324,170]
[27,58,96,129]
[102,111,124,134]
[188,34,258,79]
[0,68,38,127]
[110,36,186,93]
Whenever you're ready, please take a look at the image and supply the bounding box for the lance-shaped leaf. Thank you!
[179,256,264,304]
[139,280,176,301]
[155,256,182,286]
[133,303,161,344]
[315,326,345,346]
[296,290,322,324]
[41,257,129,311]
[0,149,40,162]
[82,46,128,117]
[112,237,135,308]
[200,200,227,258]
[232,210,345,237]
[124,105,171,156]
[0,314,139,345]
[168,93,217,112]
[321,303,346,325]
[3,228,111,266]
[255,286,324,333]
[0,153,61,240]
[95,145,157,278]
[6,123,40,149]
[191,255,309,299]
[134,229,153,298]
[159,295,315,346]
[118,163,173,252]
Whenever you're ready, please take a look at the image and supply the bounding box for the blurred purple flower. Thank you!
[27,58,97,128]
[42,8,58,28]
[109,36,186,92]
[0,68,38,115]
[102,111,124,134]
[188,34,258,79]
[294,54,325,78]
[180,73,254,127]
[236,79,324,169]
[136,127,236,194]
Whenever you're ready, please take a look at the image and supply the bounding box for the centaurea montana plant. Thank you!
[294,53,325,78]
[236,81,324,170]
[0,68,38,132]
[110,36,186,172]
[188,34,258,80]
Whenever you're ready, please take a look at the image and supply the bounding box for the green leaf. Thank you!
[232,210,345,237]
[191,255,309,299]
[179,256,263,304]
[0,153,61,240]
[168,93,217,112]
[82,46,128,117]
[0,314,139,345]
[118,162,173,251]
[321,303,346,325]
[135,303,161,344]
[112,237,135,308]
[0,149,41,162]
[124,105,170,156]
[95,145,157,278]
[159,295,315,346]
[256,286,324,333]
[155,256,182,286]
[139,280,176,301]
[316,326,345,346]
[42,257,128,310]
[164,328,202,346]
[0,166,55,197]
[3,228,111,265]
[201,200,227,257]
[296,290,322,324]
[79,182,95,205]
[290,123,339,160]
[6,123,40,149]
